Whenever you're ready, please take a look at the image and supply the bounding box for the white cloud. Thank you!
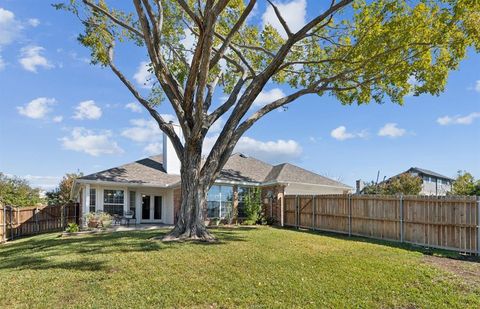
[262,0,307,38]
[60,127,123,156]
[378,123,406,138]
[0,7,22,69]
[52,115,63,123]
[121,115,178,141]
[121,118,161,143]
[203,134,302,164]
[125,102,142,113]
[330,126,368,141]
[144,142,162,155]
[474,80,480,93]
[22,175,61,190]
[17,97,56,119]
[73,100,102,120]
[19,45,53,72]
[0,8,21,46]
[437,112,480,125]
[253,88,286,107]
[133,61,154,88]
[27,18,40,27]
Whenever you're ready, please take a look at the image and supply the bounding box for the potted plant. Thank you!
[99,212,112,228]
[85,212,99,228]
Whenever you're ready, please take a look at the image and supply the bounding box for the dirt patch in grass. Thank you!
[423,255,480,286]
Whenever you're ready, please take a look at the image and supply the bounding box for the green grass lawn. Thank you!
[0,226,479,308]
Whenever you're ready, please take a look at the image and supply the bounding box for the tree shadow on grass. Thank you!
[0,255,107,271]
[277,226,480,263]
[0,226,258,271]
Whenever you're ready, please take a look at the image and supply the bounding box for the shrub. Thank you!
[65,222,79,233]
[241,219,256,225]
[243,188,262,224]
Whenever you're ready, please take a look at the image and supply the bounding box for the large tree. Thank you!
[451,170,480,196]
[56,0,480,241]
[0,173,44,207]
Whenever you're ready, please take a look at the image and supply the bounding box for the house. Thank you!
[356,167,454,196]
[403,167,454,196]
[71,125,352,226]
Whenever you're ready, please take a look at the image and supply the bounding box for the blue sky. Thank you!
[0,0,479,190]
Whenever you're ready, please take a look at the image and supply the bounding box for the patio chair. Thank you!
[123,210,135,226]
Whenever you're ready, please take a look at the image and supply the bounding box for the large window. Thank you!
[89,188,96,213]
[207,185,233,218]
[104,190,124,216]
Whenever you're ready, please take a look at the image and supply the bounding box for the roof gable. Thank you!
[79,155,180,186]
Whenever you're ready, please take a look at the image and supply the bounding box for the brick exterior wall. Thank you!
[260,185,285,226]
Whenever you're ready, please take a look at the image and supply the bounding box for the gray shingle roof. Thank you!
[264,163,351,188]
[79,155,181,186]
[80,153,350,188]
[218,153,273,183]
[407,167,454,181]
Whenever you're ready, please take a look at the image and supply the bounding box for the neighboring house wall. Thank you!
[284,183,351,195]
[420,177,452,196]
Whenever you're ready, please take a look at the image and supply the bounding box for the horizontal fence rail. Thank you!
[0,203,79,243]
[283,194,480,254]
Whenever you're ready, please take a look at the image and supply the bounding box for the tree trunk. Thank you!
[162,140,215,242]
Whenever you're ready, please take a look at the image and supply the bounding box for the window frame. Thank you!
[89,188,96,213]
[103,189,125,216]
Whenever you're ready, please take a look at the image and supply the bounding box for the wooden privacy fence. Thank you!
[283,194,480,254]
[0,203,79,243]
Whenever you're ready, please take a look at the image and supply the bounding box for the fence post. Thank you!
[400,195,404,243]
[2,205,5,243]
[35,207,39,233]
[348,194,352,237]
[295,195,299,229]
[10,207,13,240]
[312,195,315,230]
[477,197,480,256]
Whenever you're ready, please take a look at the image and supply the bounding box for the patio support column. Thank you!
[84,184,90,215]
[124,188,129,215]
[135,191,142,224]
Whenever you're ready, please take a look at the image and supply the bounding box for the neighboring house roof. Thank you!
[77,153,351,189]
[264,163,350,188]
[406,167,454,181]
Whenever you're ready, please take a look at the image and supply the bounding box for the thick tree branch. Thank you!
[106,46,184,158]
[134,0,189,135]
[209,0,256,70]
[175,0,202,27]
[266,0,293,38]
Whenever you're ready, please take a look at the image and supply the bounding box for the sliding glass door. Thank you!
[141,195,162,221]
